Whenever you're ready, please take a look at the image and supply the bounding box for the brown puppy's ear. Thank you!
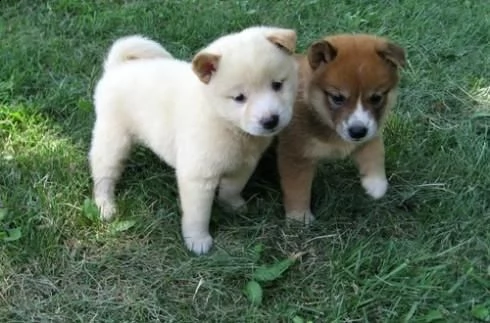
[191,52,221,84]
[377,41,406,69]
[266,29,297,55]
[307,40,337,70]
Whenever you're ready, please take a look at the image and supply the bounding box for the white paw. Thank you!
[286,210,316,225]
[183,233,214,255]
[218,195,247,212]
[361,176,388,199]
[95,198,116,221]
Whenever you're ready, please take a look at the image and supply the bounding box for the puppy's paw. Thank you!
[95,198,117,221]
[184,233,214,255]
[286,210,316,225]
[362,176,388,199]
[218,195,248,213]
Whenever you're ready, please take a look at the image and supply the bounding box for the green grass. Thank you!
[1,0,489,322]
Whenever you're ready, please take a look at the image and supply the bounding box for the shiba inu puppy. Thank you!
[89,26,299,254]
[277,34,405,223]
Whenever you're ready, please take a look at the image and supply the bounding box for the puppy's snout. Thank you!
[260,114,279,130]
[348,123,368,140]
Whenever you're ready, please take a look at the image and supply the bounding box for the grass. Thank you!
[1,0,489,322]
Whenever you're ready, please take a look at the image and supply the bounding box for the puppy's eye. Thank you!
[233,94,247,103]
[369,94,383,105]
[271,81,283,91]
[325,92,346,107]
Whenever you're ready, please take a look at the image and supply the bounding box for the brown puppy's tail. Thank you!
[103,35,173,71]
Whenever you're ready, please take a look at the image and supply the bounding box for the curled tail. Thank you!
[103,35,173,71]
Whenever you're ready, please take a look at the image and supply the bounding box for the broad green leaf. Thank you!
[253,258,295,282]
[251,243,264,262]
[292,316,305,323]
[3,227,22,241]
[109,220,136,233]
[0,208,6,221]
[252,252,305,282]
[243,280,262,306]
[82,198,100,222]
[472,305,490,322]
[422,309,444,322]
[78,99,92,112]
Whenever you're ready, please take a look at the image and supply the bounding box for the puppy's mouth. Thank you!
[245,126,283,137]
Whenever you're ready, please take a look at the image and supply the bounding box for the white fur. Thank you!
[103,35,173,71]
[361,175,388,199]
[89,27,298,255]
[337,98,378,142]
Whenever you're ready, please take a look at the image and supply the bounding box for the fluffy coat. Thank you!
[89,26,299,254]
[276,34,406,223]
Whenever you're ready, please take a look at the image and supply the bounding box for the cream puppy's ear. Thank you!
[266,28,297,55]
[192,52,221,84]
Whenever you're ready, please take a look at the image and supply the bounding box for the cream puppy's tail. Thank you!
[103,35,173,71]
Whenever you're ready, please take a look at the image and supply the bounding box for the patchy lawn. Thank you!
[1,0,489,322]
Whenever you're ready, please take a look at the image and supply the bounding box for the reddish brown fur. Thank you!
[277,34,405,223]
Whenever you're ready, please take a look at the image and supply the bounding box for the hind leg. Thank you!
[89,119,132,221]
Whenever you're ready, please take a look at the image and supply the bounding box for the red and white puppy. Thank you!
[277,34,406,223]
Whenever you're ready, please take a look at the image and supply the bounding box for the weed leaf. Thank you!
[292,316,305,323]
[251,243,264,262]
[3,227,22,241]
[472,304,490,322]
[82,198,100,222]
[422,309,444,322]
[78,99,92,112]
[243,280,263,306]
[109,220,136,233]
[253,258,295,282]
[253,252,305,282]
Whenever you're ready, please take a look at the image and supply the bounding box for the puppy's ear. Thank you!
[266,29,297,55]
[377,41,406,69]
[192,52,221,84]
[307,40,337,70]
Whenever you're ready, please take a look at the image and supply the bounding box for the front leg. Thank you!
[177,173,219,255]
[218,164,256,212]
[352,136,388,199]
[277,151,317,225]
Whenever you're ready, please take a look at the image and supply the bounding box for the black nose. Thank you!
[348,125,368,139]
[260,114,279,130]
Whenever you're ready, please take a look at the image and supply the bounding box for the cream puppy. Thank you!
[89,26,298,255]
